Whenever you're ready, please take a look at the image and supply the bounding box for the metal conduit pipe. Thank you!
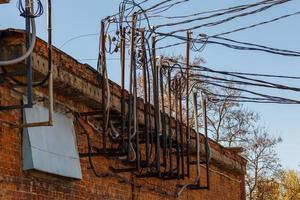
[175,92,200,197]
[193,92,201,184]
[17,0,53,128]
[201,93,211,190]
[46,0,53,126]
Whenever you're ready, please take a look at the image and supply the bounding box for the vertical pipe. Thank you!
[25,0,33,108]
[179,79,184,179]
[145,53,153,168]
[168,69,173,177]
[159,58,167,170]
[47,0,53,126]
[100,20,107,153]
[2,0,53,126]
[140,29,150,167]
[133,23,139,171]
[192,92,200,185]
[146,58,153,166]
[185,31,191,177]
[152,35,161,177]
[127,14,136,161]
[134,61,139,170]
[121,27,126,153]
[175,79,180,179]
[201,94,210,189]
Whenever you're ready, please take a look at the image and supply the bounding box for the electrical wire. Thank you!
[168,61,300,94]
[156,0,291,39]
[190,74,300,93]
[163,59,300,104]
[205,39,300,57]
[165,59,300,80]
[59,33,99,49]
[155,0,285,29]
[154,31,300,57]
[210,36,300,55]
[145,0,190,15]
[75,115,177,198]
[211,10,300,37]
[146,0,282,20]
[17,0,44,18]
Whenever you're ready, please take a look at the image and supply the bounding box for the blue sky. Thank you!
[1,0,300,169]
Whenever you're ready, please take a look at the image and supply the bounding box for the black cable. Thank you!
[146,0,282,20]
[142,0,174,12]
[75,115,177,197]
[163,59,300,104]
[167,62,300,93]
[155,41,186,50]
[201,80,300,104]
[156,0,290,39]
[205,40,300,57]
[190,74,300,93]
[210,36,300,55]
[211,10,300,37]
[155,0,285,29]
[18,0,44,18]
[145,0,190,15]
[167,60,300,80]
[201,88,297,104]
[155,31,300,57]
[111,0,150,17]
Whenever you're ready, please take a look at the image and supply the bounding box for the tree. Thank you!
[254,178,280,200]
[249,169,300,200]
[204,85,259,147]
[280,170,300,200]
[245,128,282,200]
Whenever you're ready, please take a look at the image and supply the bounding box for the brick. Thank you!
[0,29,246,200]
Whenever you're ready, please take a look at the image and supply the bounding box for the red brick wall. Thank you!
[0,83,245,200]
[0,29,246,200]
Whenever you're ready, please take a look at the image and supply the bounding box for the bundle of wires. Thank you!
[17,0,44,18]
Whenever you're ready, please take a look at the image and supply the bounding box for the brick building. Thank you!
[0,29,247,200]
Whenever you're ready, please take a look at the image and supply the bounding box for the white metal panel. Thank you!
[22,104,82,179]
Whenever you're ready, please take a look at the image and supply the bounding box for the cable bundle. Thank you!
[17,0,44,18]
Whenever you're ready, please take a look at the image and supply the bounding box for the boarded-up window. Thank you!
[22,104,82,179]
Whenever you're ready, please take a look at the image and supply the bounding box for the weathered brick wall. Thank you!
[0,29,246,200]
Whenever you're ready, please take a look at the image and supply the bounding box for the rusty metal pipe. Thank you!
[201,93,210,189]
[100,20,107,153]
[159,58,167,170]
[175,79,180,179]
[121,27,126,153]
[152,35,161,177]
[178,79,184,179]
[127,14,136,161]
[140,29,150,167]
[185,31,191,177]
[167,69,173,177]
[133,24,139,171]
[193,92,200,185]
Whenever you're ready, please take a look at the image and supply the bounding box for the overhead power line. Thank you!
[211,10,300,37]
[156,0,290,36]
